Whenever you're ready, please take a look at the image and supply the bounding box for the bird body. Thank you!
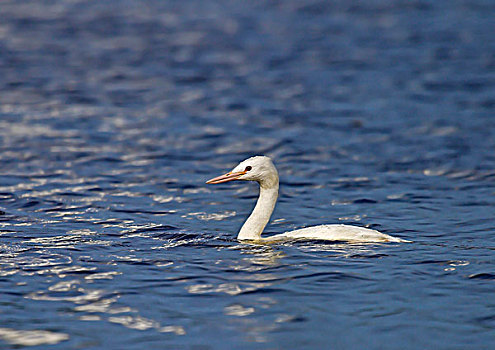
[267,224,406,243]
[206,156,409,243]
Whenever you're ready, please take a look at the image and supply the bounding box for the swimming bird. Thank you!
[206,156,409,243]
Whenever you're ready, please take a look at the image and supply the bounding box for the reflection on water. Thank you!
[0,0,494,348]
[0,328,69,347]
[108,316,186,335]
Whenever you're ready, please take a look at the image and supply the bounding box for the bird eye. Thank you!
[245,166,252,171]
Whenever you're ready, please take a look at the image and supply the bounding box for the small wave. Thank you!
[0,328,69,346]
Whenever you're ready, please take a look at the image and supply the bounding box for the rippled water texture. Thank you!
[0,0,494,349]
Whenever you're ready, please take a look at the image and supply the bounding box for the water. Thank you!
[0,0,494,348]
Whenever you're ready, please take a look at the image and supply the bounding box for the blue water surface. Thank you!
[0,0,494,349]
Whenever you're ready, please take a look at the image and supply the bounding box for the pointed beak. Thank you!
[206,171,246,184]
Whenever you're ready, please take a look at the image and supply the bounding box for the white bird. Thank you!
[206,156,410,243]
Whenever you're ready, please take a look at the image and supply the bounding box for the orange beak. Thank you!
[206,171,246,184]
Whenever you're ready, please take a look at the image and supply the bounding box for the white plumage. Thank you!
[206,156,409,243]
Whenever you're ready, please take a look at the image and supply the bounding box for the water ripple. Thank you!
[0,328,69,346]
[0,0,493,348]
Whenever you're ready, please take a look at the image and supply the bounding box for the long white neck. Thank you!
[237,181,279,240]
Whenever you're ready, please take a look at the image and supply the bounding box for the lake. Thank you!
[0,0,494,349]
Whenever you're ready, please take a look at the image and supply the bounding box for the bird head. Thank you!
[206,156,278,188]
